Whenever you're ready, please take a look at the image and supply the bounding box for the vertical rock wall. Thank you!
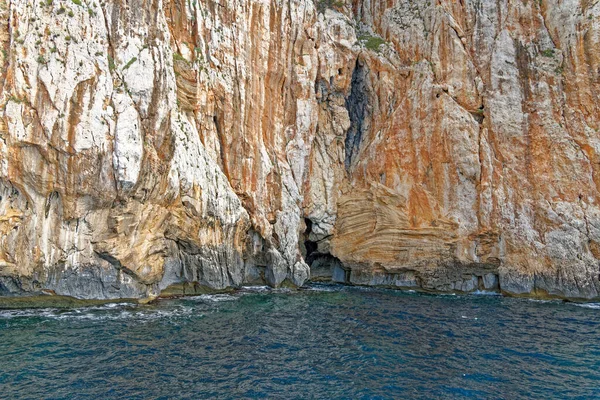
[0,0,599,300]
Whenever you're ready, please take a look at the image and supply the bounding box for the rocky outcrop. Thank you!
[1,0,600,300]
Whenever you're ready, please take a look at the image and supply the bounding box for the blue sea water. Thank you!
[0,284,599,399]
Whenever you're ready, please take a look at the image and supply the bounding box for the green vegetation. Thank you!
[57,7,66,14]
[8,95,25,104]
[317,0,344,12]
[358,34,386,52]
[173,52,187,62]
[541,49,555,57]
[173,52,187,63]
[72,0,83,5]
[36,55,47,64]
[123,56,137,70]
[108,54,116,71]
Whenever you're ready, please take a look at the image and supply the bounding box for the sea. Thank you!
[1,283,599,399]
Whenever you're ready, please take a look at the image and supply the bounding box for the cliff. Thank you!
[1,0,600,300]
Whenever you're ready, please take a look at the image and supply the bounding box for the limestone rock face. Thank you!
[1,0,600,300]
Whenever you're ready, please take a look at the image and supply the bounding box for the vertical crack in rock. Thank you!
[344,58,370,171]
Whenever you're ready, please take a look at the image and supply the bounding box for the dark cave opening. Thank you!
[303,218,347,283]
[303,218,319,265]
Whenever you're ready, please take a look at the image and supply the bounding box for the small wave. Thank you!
[240,286,271,293]
[0,304,200,321]
[572,303,600,310]
[435,292,457,297]
[269,288,293,294]
[527,299,556,304]
[0,308,56,319]
[188,294,239,302]
[303,285,339,292]
[471,290,501,296]
[101,303,122,309]
[344,285,378,292]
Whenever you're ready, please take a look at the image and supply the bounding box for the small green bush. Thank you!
[358,34,386,52]
[173,52,187,63]
[541,49,555,57]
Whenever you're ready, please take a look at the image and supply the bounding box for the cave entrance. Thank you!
[303,218,348,283]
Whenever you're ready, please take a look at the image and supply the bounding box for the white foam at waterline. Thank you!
[527,299,555,304]
[0,302,134,319]
[0,303,201,321]
[0,308,61,319]
[240,286,271,292]
[471,290,501,296]
[188,294,239,302]
[269,288,293,294]
[573,303,600,309]
[303,285,338,292]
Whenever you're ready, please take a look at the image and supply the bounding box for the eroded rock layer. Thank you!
[1,0,600,300]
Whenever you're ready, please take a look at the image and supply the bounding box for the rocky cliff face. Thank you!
[1,0,599,300]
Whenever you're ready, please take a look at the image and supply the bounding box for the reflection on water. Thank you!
[1,284,599,399]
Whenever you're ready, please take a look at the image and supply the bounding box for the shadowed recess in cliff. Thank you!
[303,218,346,282]
[344,58,370,171]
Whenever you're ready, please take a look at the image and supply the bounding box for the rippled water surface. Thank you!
[1,284,599,399]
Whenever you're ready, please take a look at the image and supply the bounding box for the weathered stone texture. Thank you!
[1,0,599,300]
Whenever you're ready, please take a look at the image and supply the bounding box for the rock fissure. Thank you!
[344,57,369,171]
